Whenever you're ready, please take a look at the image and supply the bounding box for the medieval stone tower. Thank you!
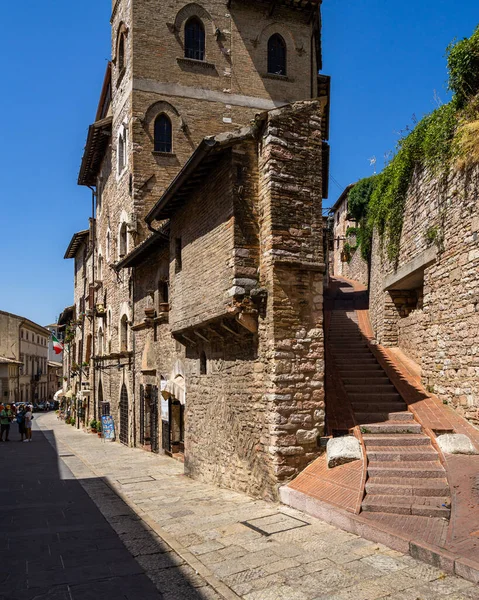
[109,0,323,236]
[72,0,326,498]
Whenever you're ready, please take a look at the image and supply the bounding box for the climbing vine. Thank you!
[347,25,479,262]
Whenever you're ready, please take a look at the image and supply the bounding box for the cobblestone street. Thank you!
[2,412,471,600]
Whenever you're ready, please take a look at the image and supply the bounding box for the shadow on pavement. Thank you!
[0,421,218,600]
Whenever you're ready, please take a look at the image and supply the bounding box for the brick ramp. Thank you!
[280,276,479,584]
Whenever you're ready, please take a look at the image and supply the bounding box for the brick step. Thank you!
[361,496,450,518]
[366,447,438,462]
[367,461,445,478]
[337,365,383,373]
[330,345,368,350]
[345,384,397,394]
[355,411,414,424]
[365,477,449,497]
[343,375,391,385]
[351,402,406,413]
[335,358,378,366]
[362,434,431,447]
[349,393,402,403]
[360,422,422,434]
[330,343,368,349]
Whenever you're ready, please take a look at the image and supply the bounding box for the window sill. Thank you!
[177,57,216,71]
[262,73,293,82]
[152,151,177,158]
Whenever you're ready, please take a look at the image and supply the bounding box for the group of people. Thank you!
[0,403,33,443]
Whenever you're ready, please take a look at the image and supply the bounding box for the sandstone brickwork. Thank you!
[64,0,328,498]
[369,164,479,426]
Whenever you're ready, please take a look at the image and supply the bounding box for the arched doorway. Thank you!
[119,384,129,445]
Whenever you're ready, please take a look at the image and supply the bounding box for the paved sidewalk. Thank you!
[0,417,164,600]
[31,413,479,600]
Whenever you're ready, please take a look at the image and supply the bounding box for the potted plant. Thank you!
[90,419,97,433]
[71,418,76,427]
[65,416,71,425]
[97,421,102,437]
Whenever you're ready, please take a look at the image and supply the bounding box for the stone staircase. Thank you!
[329,309,451,520]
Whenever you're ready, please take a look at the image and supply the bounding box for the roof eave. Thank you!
[78,116,113,187]
[64,230,89,260]
[145,121,263,224]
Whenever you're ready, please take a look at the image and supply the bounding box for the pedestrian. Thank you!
[24,405,33,443]
[0,404,13,442]
[16,405,26,442]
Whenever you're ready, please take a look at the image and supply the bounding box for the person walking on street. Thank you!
[0,404,13,442]
[24,405,33,442]
[16,405,26,442]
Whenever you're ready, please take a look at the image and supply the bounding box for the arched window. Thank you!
[268,34,287,76]
[118,34,125,72]
[185,17,205,61]
[154,115,172,153]
[120,315,129,352]
[118,125,127,175]
[119,222,127,257]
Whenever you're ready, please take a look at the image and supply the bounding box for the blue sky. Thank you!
[0,1,477,326]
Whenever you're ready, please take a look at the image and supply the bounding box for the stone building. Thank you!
[369,164,479,426]
[0,358,21,405]
[65,0,330,498]
[0,311,50,405]
[330,184,369,287]
[63,225,96,425]
[47,361,63,402]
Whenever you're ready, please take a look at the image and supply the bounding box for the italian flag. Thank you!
[52,334,64,355]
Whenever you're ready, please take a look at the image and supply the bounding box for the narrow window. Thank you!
[118,131,126,173]
[200,351,207,375]
[185,17,205,61]
[158,280,169,305]
[175,238,182,272]
[154,115,172,153]
[98,254,103,280]
[98,328,104,356]
[268,34,287,76]
[118,35,125,72]
[119,222,127,257]
[120,315,129,352]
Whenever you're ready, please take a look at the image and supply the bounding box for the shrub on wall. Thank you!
[348,25,479,262]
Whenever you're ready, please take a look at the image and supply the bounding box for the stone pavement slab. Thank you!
[32,412,475,599]
[0,417,221,600]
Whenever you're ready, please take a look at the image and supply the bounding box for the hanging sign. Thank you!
[161,397,169,422]
[101,415,116,441]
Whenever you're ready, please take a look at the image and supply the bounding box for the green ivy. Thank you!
[447,25,479,108]
[346,25,479,262]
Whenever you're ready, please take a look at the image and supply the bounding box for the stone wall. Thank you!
[258,102,325,483]
[331,194,369,287]
[341,247,369,287]
[369,164,479,426]
[169,152,235,333]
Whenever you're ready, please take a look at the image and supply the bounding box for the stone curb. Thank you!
[279,485,479,586]
[38,420,242,600]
